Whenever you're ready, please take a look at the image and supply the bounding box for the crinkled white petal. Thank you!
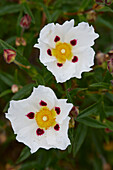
[6,100,37,134]
[71,47,95,79]
[29,85,57,110]
[45,60,76,83]
[46,117,71,150]
[65,22,99,47]
[16,123,53,153]
[34,19,75,49]
[55,99,73,123]
[35,42,56,64]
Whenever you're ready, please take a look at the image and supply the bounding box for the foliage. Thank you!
[0,0,113,169]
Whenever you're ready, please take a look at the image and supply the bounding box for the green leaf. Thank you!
[89,82,110,89]
[73,124,87,157]
[16,147,31,164]
[0,89,12,98]
[105,120,113,131]
[97,16,113,30]
[77,102,99,119]
[39,2,52,22]
[104,106,113,116]
[23,3,35,24]
[12,83,35,100]
[96,6,113,13]
[0,4,22,16]
[77,117,106,128]
[0,71,14,86]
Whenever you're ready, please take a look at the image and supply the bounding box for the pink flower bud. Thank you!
[3,49,16,64]
[107,57,113,76]
[105,128,112,133]
[70,106,79,118]
[20,14,31,29]
[11,84,19,93]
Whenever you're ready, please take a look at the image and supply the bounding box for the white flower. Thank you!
[34,19,99,83]
[5,86,73,153]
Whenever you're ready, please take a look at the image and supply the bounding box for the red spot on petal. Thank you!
[70,39,77,46]
[54,124,60,131]
[26,112,35,119]
[57,63,63,67]
[36,128,44,136]
[47,49,52,56]
[54,36,60,42]
[55,107,61,115]
[39,100,47,106]
[72,56,78,63]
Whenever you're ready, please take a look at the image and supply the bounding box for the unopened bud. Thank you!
[103,163,112,170]
[105,128,112,133]
[11,84,19,93]
[70,106,79,118]
[20,14,31,29]
[15,37,26,46]
[107,57,113,76]
[3,49,16,64]
[87,10,97,22]
[96,52,105,65]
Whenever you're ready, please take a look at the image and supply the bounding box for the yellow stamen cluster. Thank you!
[35,107,57,130]
[52,42,73,63]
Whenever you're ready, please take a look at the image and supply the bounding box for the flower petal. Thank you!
[55,99,73,123]
[6,100,37,134]
[65,22,99,47]
[46,117,71,150]
[16,123,53,153]
[71,47,95,78]
[46,60,76,83]
[29,86,57,110]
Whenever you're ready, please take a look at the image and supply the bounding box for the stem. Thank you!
[14,60,31,69]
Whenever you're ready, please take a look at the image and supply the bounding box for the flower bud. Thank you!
[3,49,16,64]
[15,37,26,46]
[105,128,112,133]
[96,52,105,65]
[20,14,31,29]
[11,84,19,93]
[70,106,79,118]
[107,57,113,76]
[87,10,97,22]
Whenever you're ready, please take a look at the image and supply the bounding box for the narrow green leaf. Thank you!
[16,147,31,164]
[89,82,110,89]
[39,2,52,22]
[23,3,35,24]
[77,102,98,119]
[96,6,113,13]
[97,16,113,30]
[12,83,35,100]
[0,4,22,16]
[0,72,14,86]
[0,89,12,98]
[105,120,113,131]
[77,117,106,128]
[104,106,113,116]
[73,124,87,157]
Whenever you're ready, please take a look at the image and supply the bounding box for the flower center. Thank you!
[35,107,57,130]
[42,116,48,121]
[61,49,65,54]
[52,42,73,63]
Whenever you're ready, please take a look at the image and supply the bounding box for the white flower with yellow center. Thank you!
[34,19,99,83]
[5,86,73,153]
